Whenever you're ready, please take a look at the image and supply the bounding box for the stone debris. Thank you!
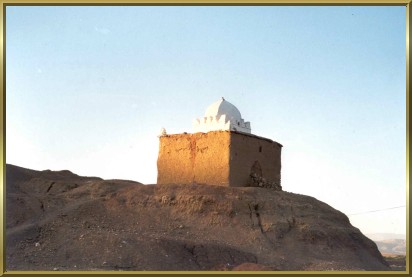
[249,173,282,191]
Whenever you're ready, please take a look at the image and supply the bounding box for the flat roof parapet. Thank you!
[160,130,282,147]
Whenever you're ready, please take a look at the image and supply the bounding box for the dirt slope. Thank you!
[6,164,390,271]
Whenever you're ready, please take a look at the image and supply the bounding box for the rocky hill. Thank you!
[6,164,391,271]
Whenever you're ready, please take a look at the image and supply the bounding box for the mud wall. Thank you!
[157,131,281,188]
[229,133,282,187]
[157,132,231,186]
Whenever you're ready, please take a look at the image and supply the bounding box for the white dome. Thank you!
[193,97,251,134]
[204,97,242,122]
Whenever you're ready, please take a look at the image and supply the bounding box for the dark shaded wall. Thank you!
[229,133,282,187]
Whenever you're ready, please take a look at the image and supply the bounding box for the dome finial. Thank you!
[158,127,167,137]
[221,96,225,101]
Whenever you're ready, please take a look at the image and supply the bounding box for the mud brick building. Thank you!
[157,98,282,189]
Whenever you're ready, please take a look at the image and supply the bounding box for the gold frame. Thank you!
[0,0,409,275]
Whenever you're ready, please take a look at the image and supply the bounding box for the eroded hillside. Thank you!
[6,164,390,271]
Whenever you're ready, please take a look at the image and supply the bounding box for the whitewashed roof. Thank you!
[204,97,242,122]
[193,97,251,134]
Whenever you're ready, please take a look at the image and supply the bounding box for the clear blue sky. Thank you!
[6,6,406,236]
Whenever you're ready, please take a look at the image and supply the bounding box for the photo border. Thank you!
[0,0,409,275]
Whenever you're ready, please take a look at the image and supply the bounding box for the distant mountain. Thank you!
[374,239,406,256]
[366,234,406,256]
[366,233,406,241]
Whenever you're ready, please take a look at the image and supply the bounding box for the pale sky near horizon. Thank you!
[6,5,406,236]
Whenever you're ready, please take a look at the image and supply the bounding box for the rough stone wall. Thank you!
[157,132,230,186]
[157,131,282,189]
[229,132,282,189]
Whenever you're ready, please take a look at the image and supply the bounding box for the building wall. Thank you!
[157,131,281,188]
[157,132,231,185]
[229,133,282,187]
